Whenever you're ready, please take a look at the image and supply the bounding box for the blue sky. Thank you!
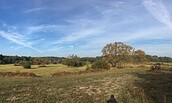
[0,0,172,57]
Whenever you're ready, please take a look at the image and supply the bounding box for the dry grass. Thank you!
[0,63,172,103]
[0,64,86,77]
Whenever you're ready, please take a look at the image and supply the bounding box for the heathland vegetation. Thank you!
[0,42,172,103]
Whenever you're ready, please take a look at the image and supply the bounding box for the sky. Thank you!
[0,0,172,57]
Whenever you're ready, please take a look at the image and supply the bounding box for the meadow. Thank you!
[0,64,86,77]
[0,63,172,103]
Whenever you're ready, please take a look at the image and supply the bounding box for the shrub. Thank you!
[0,71,37,77]
[150,63,161,71]
[22,61,31,69]
[66,59,84,67]
[14,63,20,66]
[86,61,91,70]
[116,62,126,69]
[52,61,58,64]
[62,55,84,67]
[38,64,46,68]
[14,61,23,66]
[91,61,110,70]
[137,65,146,68]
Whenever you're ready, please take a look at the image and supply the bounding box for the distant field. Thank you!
[0,64,86,77]
[0,63,172,103]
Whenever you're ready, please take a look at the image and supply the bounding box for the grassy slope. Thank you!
[0,63,172,103]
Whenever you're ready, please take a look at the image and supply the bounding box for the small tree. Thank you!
[91,61,110,70]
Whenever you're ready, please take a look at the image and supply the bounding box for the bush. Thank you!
[14,63,20,66]
[62,56,84,67]
[0,71,37,77]
[38,64,46,68]
[22,61,31,69]
[150,63,161,71]
[116,62,126,69]
[91,61,110,70]
[66,59,84,67]
[14,61,23,66]
[86,61,91,70]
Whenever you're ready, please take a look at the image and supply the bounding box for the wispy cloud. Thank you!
[55,26,105,43]
[0,22,40,52]
[0,31,41,52]
[24,7,47,13]
[22,0,147,52]
[26,19,106,44]
[143,0,172,29]
[85,26,171,46]
[27,25,65,34]
[1,0,172,57]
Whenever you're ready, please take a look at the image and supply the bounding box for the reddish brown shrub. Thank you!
[0,71,37,77]
[150,63,161,71]
[50,69,105,77]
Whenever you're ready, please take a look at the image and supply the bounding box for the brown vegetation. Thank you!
[150,63,161,71]
[50,69,105,77]
[0,71,38,77]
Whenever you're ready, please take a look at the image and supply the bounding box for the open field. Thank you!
[0,64,86,77]
[1,0,172,102]
[0,63,172,103]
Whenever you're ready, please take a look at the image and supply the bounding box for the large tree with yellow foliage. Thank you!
[102,42,146,67]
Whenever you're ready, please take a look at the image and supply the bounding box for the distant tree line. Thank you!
[0,54,101,65]
[0,43,171,66]
[0,54,171,65]
[146,55,172,62]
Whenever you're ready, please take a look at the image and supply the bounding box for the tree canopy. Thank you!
[102,42,147,67]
